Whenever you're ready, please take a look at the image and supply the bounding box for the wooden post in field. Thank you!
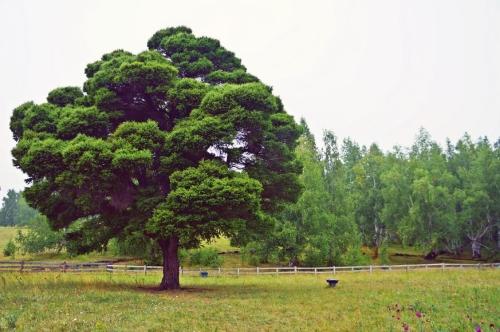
[237,268,240,276]
[257,266,260,275]
[294,266,297,274]
[143,265,147,275]
[441,263,445,271]
[218,267,221,276]
[314,268,317,275]
[20,261,24,273]
[369,265,373,273]
[333,266,336,275]
[276,267,279,276]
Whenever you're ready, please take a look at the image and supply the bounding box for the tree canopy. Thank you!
[10,26,302,289]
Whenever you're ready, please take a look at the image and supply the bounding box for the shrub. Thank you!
[188,248,223,267]
[15,215,65,254]
[3,239,16,257]
[107,232,163,266]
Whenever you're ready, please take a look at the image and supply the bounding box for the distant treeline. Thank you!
[0,190,38,227]
[244,124,500,266]
[2,126,499,265]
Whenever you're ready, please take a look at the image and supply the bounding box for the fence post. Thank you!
[294,266,297,274]
[314,268,317,275]
[144,265,147,275]
[441,263,445,271]
[333,266,336,275]
[180,267,183,276]
[218,267,221,276]
[237,268,240,276]
[276,268,279,276]
[405,265,409,272]
[20,261,24,273]
[257,266,260,275]
[370,265,373,273]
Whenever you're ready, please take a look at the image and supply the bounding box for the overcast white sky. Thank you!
[1,0,499,198]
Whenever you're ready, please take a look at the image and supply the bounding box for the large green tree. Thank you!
[352,144,386,257]
[449,135,500,258]
[10,26,301,289]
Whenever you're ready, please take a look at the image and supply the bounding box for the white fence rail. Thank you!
[0,261,498,275]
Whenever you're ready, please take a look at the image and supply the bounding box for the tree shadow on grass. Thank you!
[56,277,283,298]
[4,272,308,299]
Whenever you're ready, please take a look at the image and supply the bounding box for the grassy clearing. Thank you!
[0,269,498,331]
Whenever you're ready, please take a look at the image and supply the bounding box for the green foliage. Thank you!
[247,126,499,265]
[47,86,84,107]
[147,160,265,247]
[3,239,16,257]
[247,128,365,267]
[0,190,39,226]
[0,190,19,226]
[187,247,223,267]
[15,215,65,254]
[10,27,302,288]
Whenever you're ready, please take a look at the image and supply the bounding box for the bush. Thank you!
[15,215,65,254]
[107,232,163,266]
[3,239,16,257]
[241,243,263,266]
[188,248,223,267]
[241,241,281,266]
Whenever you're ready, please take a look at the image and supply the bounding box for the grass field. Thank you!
[0,269,498,331]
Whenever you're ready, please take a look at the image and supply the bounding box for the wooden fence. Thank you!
[0,261,498,275]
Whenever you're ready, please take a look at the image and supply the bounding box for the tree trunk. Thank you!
[158,236,180,290]
[372,245,379,259]
[471,239,481,259]
[494,224,500,250]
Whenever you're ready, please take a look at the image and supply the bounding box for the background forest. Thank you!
[2,125,499,266]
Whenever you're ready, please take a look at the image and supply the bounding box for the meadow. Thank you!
[0,269,498,331]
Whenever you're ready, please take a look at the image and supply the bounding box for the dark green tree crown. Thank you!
[10,27,302,252]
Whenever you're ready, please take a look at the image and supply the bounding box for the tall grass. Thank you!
[0,269,498,331]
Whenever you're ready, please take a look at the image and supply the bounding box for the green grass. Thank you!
[201,237,239,253]
[0,269,498,331]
